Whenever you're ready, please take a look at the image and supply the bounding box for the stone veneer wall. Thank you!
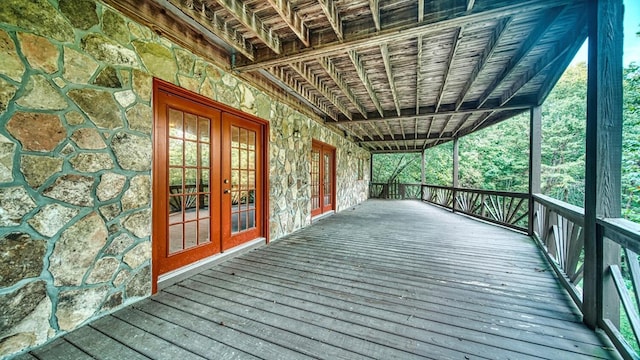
[0,0,369,356]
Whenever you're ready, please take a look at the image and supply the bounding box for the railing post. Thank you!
[452,137,459,212]
[583,0,623,330]
[421,149,426,200]
[528,106,542,236]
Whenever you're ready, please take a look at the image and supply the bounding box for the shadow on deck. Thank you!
[18,200,620,360]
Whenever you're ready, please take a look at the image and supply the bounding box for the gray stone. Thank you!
[70,128,107,150]
[0,30,25,82]
[16,75,67,110]
[122,175,150,211]
[0,187,36,227]
[59,0,99,30]
[123,209,151,238]
[0,0,74,42]
[0,77,18,117]
[0,281,47,335]
[123,242,150,269]
[86,257,120,284]
[0,293,52,356]
[0,234,45,287]
[132,41,177,82]
[97,172,126,201]
[0,134,16,183]
[43,174,94,207]
[101,291,123,310]
[99,203,121,222]
[6,112,66,152]
[81,33,138,67]
[63,47,99,84]
[111,132,151,171]
[70,153,114,173]
[60,143,76,156]
[114,90,136,108]
[20,155,63,189]
[92,66,121,88]
[68,89,123,129]
[104,233,134,256]
[28,203,79,237]
[49,212,108,286]
[102,9,129,45]
[125,265,150,298]
[56,285,109,331]
[65,111,86,126]
[113,269,130,287]
[17,33,59,74]
[126,103,152,134]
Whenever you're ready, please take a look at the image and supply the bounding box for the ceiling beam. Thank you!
[318,57,368,118]
[467,0,476,11]
[234,0,575,71]
[289,62,352,120]
[452,113,473,137]
[212,0,282,54]
[476,6,564,108]
[348,50,385,117]
[455,16,511,111]
[380,44,402,116]
[371,147,423,154]
[382,120,401,150]
[368,122,393,151]
[435,27,462,112]
[264,0,310,47]
[318,0,343,40]
[370,0,380,31]
[334,103,531,124]
[416,36,423,114]
[359,132,451,142]
[433,115,454,145]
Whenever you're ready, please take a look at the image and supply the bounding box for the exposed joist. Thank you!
[456,109,527,139]
[359,132,451,142]
[433,115,454,145]
[500,16,587,106]
[235,0,575,71]
[382,120,401,150]
[369,122,392,151]
[418,0,424,22]
[213,0,282,54]
[467,0,476,11]
[289,62,352,120]
[371,147,423,154]
[455,17,512,111]
[334,103,530,124]
[370,0,380,31]
[318,57,368,118]
[435,27,463,112]
[452,113,473,137]
[416,35,423,114]
[265,0,310,47]
[318,0,343,40]
[348,50,385,117]
[426,116,435,138]
[380,44,402,116]
[476,7,564,108]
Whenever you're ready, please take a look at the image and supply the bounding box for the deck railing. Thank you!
[532,194,640,359]
[369,182,421,199]
[421,184,529,232]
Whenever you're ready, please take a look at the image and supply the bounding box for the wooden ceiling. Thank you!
[107,0,588,152]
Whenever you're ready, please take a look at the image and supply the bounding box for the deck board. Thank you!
[19,200,621,360]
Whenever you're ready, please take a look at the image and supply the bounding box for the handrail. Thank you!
[533,193,584,225]
[599,217,640,255]
[424,184,529,199]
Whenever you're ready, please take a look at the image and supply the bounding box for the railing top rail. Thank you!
[598,217,640,255]
[532,193,585,226]
[370,182,422,185]
[422,183,529,199]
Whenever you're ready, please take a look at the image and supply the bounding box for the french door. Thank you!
[311,140,336,217]
[152,80,266,291]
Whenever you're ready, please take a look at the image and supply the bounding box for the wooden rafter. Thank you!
[455,17,512,110]
[264,0,310,47]
[318,57,368,118]
[416,36,423,114]
[369,122,392,151]
[380,44,401,116]
[348,50,385,117]
[235,0,575,71]
[318,0,343,40]
[382,120,400,150]
[359,132,450,143]
[370,0,380,31]
[435,27,462,112]
[476,7,564,108]
[289,62,352,120]
[452,113,473,137]
[467,0,476,11]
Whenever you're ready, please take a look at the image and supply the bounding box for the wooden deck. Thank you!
[17,200,621,360]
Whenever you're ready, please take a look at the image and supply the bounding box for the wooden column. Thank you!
[452,137,459,212]
[528,106,542,235]
[583,0,623,330]
[421,149,426,200]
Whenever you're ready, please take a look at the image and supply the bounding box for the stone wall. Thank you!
[0,0,369,356]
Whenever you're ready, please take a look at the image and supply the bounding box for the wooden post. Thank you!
[421,149,426,200]
[452,137,459,212]
[528,106,542,236]
[583,0,623,330]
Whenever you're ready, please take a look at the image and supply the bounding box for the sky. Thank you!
[571,0,640,66]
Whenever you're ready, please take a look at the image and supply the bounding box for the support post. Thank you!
[452,137,459,212]
[421,149,426,200]
[583,0,623,330]
[528,106,542,236]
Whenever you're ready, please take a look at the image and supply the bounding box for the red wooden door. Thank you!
[311,140,335,217]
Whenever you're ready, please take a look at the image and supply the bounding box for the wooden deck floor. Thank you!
[17,200,620,360]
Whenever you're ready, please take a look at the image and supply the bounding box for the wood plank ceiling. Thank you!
[108,0,588,153]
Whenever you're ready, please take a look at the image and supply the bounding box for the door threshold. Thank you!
[157,237,266,291]
[312,210,335,222]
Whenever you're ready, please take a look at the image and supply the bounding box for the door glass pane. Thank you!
[184,113,197,140]
[230,125,256,234]
[184,221,198,249]
[168,109,183,137]
[169,139,183,166]
[324,153,331,206]
[200,143,210,167]
[311,149,320,211]
[199,117,210,142]
[169,223,183,254]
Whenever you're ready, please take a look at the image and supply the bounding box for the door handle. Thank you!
[224,189,231,194]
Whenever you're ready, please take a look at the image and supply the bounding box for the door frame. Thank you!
[151,79,270,293]
[311,139,336,218]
